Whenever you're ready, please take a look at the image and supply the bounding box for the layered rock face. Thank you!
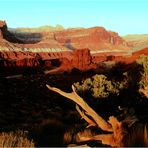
[0,20,24,43]
[0,20,147,75]
[0,50,71,68]
[54,27,130,50]
[0,48,97,75]
[0,30,3,39]
[5,26,131,50]
[52,49,97,73]
[0,21,7,39]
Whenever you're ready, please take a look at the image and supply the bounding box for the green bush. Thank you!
[74,74,128,99]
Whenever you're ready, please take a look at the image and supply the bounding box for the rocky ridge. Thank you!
[54,27,130,50]
[0,20,147,75]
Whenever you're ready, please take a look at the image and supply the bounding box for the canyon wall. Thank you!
[0,20,23,43]
[0,21,7,39]
[54,27,130,50]
[0,20,147,75]
[1,47,147,75]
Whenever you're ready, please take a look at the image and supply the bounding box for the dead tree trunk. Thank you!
[46,84,148,147]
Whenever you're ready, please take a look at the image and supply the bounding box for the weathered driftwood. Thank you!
[46,84,148,147]
[46,84,112,132]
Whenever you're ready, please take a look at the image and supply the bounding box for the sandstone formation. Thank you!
[0,20,147,75]
[0,21,7,39]
[44,49,97,74]
[5,25,131,51]
[54,27,130,50]
[0,20,23,43]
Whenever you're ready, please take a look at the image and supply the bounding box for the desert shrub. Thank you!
[126,55,147,96]
[137,55,148,89]
[135,55,148,98]
[74,55,148,102]
[0,130,34,147]
[74,74,128,99]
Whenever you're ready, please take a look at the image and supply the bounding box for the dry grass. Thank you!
[0,130,34,147]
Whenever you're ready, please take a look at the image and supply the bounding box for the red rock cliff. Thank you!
[0,20,7,39]
[44,48,97,74]
[54,27,130,50]
[0,20,147,75]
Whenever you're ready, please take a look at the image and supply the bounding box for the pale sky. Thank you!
[0,0,148,35]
